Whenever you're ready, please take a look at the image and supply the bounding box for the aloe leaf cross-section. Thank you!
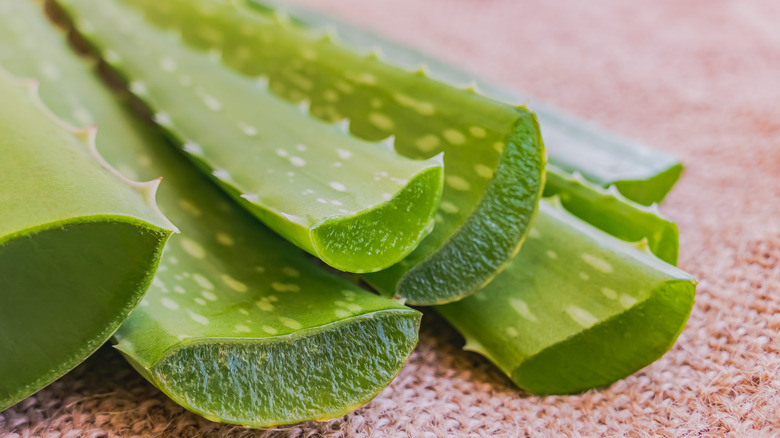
[247,0,684,206]
[436,200,695,395]
[114,0,546,305]
[0,67,175,411]
[2,0,421,426]
[55,0,445,274]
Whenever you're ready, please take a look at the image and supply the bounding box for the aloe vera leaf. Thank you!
[114,0,546,305]
[0,0,421,426]
[57,0,446,275]
[436,200,695,395]
[226,0,681,263]
[246,0,684,206]
[0,67,175,410]
[123,0,679,264]
[544,164,679,265]
[120,0,693,395]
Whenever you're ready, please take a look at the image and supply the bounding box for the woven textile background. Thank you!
[2,0,779,436]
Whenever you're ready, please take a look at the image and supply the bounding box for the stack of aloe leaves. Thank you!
[0,0,696,428]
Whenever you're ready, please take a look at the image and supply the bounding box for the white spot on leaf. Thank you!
[180,238,206,259]
[188,311,209,325]
[581,253,614,273]
[446,175,471,191]
[222,274,248,293]
[161,298,179,310]
[510,298,537,321]
[329,182,347,192]
[566,305,598,328]
[192,273,214,290]
[443,129,466,145]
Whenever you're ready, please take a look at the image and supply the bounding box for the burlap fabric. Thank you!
[2,0,779,436]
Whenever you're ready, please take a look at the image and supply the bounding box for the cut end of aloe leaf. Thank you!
[511,279,695,395]
[369,113,546,305]
[311,160,443,273]
[0,64,174,410]
[437,202,696,395]
[613,162,684,206]
[0,220,169,410]
[118,310,420,427]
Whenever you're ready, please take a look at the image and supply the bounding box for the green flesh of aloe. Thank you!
[57,0,446,275]
[1,0,420,426]
[248,0,683,206]
[437,200,695,395]
[111,0,546,305]
[0,67,174,409]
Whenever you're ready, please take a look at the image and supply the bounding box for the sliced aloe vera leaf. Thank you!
[530,103,683,206]
[115,0,546,305]
[2,0,421,426]
[56,0,445,275]
[436,200,695,395]
[544,164,679,265]
[260,0,683,205]
[0,67,174,410]
[241,0,682,206]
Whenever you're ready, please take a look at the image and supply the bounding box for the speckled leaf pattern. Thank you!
[437,200,695,395]
[57,0,446,275]
[225,0,696,394]
[1,0,420,427]
[114,0,546,305]
[247,0,684,206]
[0,66,174,409]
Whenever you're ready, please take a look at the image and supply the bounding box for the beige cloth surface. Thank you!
[3,0,780,436]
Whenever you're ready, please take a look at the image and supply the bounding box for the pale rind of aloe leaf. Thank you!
[118,0,546,305]
[0,67,175,410]
[56,0,445,275]
[247,0,683,206]
[1,0,420,426]
[544,164,679,265]
[437,200,696,395]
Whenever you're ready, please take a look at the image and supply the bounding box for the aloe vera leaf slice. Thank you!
[245,0,683,206]
[232,0,680,263]
[56,0,445,275]
[1,0,421,426]
[0,67,175,410]
[131,0,678,264]
[436,200,696,395]
[544,164,679,265]
[116,0,546,305]
[213,0,691,392]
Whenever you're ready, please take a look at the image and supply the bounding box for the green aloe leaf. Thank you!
[0,0,420,426]
[437,200,695,395]
[0,67,175,410]
[544,164,679,265]
[116,0,692,395]
[111,0,546,305]
[98,0,694,395]
[246,0,684,206]
[56,0,446,275]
